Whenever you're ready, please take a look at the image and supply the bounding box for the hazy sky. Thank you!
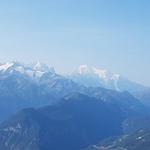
[0,0,150,86]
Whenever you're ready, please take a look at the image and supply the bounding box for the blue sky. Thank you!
[0,0,150,85]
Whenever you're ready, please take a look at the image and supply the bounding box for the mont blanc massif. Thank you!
[0,61,150,150]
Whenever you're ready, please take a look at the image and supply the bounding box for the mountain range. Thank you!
[0,61,149,122]
[0,61,150,150]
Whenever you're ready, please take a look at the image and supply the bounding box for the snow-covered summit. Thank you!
[73,64,121,81]
[70,64,147,92]
[70,64,122,90]
[32,61,55,73]
[0,61,55,79]
[0,62,14,72]
[77,65,93,74]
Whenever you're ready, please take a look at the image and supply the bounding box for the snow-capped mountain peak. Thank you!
[0,61,56,80]
[77,64,93,74]
[74,64,119,81]
[34,61,42,70]
[32,61,55,73]
[70,65,122,90]
[0,62,14,72]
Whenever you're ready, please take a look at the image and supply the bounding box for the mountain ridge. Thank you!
[0,93,147,150]
[0,61,150,123]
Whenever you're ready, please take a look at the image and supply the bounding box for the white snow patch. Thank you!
[93,67,110,80]
[0,62,14,72]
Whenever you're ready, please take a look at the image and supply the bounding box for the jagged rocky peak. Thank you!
[0,61,17,72]
[32,61,55,73]
[0,61,56,79]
